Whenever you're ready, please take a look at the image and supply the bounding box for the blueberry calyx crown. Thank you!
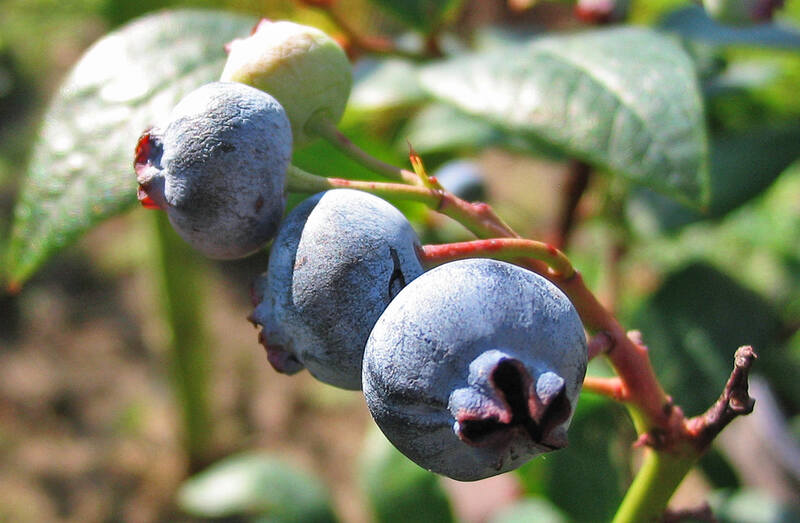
[452,356,571,451]
[134,130,166,210]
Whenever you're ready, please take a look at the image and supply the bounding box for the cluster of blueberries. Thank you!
[134,21,588,481]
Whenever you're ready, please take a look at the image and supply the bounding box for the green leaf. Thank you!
[400,103,502,154]
[349,58,429,113]
[628,124,800,232]
[633,262,799,415]
[418,27,710,207]
[472,26,547,51]
[399,103,565,159]
[177,452,337,522]
[698,446,740,490]
[368,0,464,32]
[4,9,256,289]
[359,428,455,523]
[661,6,800,49]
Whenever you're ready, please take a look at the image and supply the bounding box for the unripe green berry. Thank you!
[221,20,352,146]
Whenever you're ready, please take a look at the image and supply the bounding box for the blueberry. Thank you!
[432,160,487,202]
[362,258,587,481]
[251,189,424,390]
[134,81,292,259]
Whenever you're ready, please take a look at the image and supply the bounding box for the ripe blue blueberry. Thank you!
[134,81,292,259]
[251,189,424,390]
[362,258,587,481]
[433,160,487,202]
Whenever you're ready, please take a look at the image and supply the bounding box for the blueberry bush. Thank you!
[2,0,800,521]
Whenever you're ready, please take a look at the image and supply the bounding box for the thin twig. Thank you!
[552,279,675,432]
[307,116,422,185]
[554,159,591,250]
[421,238,574,278]
[686,346,757,451]
[286,165,518,239]
[583,376,628,401]
[588,331,614,360]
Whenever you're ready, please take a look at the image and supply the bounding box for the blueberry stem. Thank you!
[684,346,757,451]
[420,239,673,433]
[582,376,627,401]
[290,156,754,520]
[421,239,574,279]
[287,162,671,427]
[613,346,759,522]
[555,275,674,433]
[287,161,682,436]
[587,331,614,360]
[611,448,697,523]
[305,115,422,185]
[286,164,517,239]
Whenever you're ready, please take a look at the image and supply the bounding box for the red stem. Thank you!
[685,346,757,451]
[421,239,573,278]
[584,376,628,401]
[588,331,614,360]
[556,276,674,431]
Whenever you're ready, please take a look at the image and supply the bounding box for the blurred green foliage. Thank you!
[1,0,799,521]
[359,428,455,523]
[178,452,338,521]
